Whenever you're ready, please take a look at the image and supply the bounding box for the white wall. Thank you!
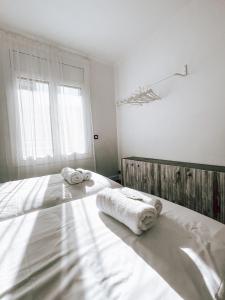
[115,0,225,168]
[90,60,118,177]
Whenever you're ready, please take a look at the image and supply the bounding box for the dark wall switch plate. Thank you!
[94,135,99,140]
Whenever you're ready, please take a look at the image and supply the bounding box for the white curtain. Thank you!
[0,30,95,182]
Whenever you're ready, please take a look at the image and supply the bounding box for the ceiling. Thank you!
[0,0,188,64]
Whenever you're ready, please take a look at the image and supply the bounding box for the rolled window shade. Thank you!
[61,63,84,86]
[12,51,84,85]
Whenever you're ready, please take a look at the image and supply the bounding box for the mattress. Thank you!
[0,188,224,300]
[0,172,120,221]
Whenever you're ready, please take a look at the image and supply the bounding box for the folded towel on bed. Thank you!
[76,168,92,181]
[96,188,157,235]
[121,187,162,216]
[61,167,84,184]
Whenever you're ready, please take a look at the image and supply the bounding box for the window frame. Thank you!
[16,77,88,164]
[11,49,93,166]
[17,77,54,164]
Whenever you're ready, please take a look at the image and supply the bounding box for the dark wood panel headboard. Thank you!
[121,157,225,223]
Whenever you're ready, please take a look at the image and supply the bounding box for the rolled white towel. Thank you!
[121,187,162,216]
[76,168,92,181]
[96,188,157,235]
[61,167,84,184]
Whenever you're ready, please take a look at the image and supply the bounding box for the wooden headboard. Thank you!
[121,157,225,223]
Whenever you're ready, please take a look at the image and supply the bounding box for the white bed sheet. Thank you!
[0,189,224,300]
[0,172,120,221]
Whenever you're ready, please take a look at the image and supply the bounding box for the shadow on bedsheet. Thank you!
[3,191,117,300]
[3,202,87,300]
[0,175,96,222]
[99,213,224,300]
[20,175,95,214]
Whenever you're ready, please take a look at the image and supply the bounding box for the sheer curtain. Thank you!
[0,30,95,182]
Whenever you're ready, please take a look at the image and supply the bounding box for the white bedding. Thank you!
[0,172,120,221]
[0,189,224,300]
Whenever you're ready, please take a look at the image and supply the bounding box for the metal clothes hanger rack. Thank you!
[117,64,188,106]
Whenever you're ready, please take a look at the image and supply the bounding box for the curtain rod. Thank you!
[13,50,84,71]
[0,27,89,61]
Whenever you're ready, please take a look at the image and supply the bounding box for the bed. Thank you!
[0,171,225,300]
[0,172,120,221]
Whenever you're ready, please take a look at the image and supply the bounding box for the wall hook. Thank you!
[174,64,188,77]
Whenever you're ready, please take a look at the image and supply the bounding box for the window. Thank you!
[0,36,93,181]
[17,79,86,162]
[18,78,53,160]
[57,86,86,155]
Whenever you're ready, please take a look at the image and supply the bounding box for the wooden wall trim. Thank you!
[124,156,225,173]
[122,157,225,224]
